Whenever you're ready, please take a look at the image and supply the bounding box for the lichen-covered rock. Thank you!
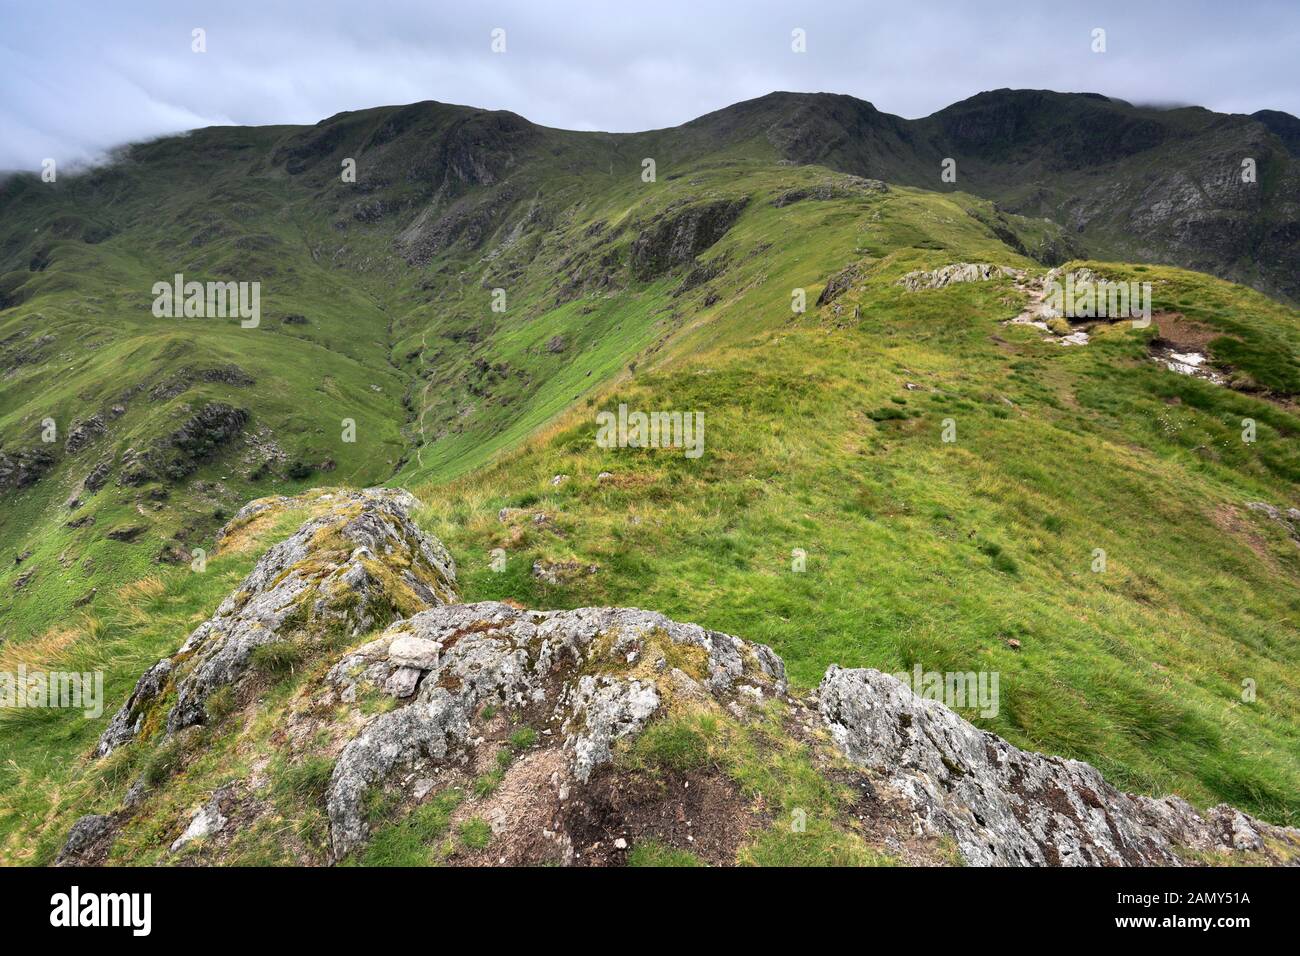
[96,488,457,755]
[96,658,173,756]
[55,814,116,865]
[897,262,1017,291]
[169,785,235,853]
[388,635,441,669]
[818,665,1300,866]
[325,602,786,859]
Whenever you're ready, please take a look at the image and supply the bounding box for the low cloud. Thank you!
[2,0,1297,172]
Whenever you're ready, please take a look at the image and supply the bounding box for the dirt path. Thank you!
[1005,270,1089,345]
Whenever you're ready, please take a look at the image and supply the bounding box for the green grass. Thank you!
[351,790,463,867]
[413,256,1300,827]
[250,641,304,676]
[457,817,493,851]
[1,111,1297,867]
[472,748,515,798]
[508,726,537,750]
[624,719,712,774]
[626,841,706,867]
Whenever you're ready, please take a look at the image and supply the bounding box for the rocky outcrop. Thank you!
[149,364,254,401]
[117,401,250,486]
[324,602,786,859]
[772,175,888,207]
[169,785,235,853]
[0,445,56,492]
[55,814,116,865]
[96,488,457,755]
[630,198,749,281]
[82,459,112,493]
[154,402,250,480]
[898,262,1017,291]
[85,486,1298,868]
[819,666,1298,865]
[817,263,861,306]
[64,414,106,454]
[395,184,519,266]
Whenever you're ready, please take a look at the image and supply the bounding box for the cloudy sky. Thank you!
[2,0,1298,171]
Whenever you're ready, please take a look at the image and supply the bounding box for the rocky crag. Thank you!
[60,489,1300,867]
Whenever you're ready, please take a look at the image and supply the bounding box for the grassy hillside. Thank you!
[1,94,1298,863]
[405,254,1300,825]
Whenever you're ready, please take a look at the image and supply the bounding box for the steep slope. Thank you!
[0,99,1073,636]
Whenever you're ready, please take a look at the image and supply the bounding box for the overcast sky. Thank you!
[2,0,1298,171]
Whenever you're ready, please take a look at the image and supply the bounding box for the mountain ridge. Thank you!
[7,87,1296,300]
[2,85,1299,864]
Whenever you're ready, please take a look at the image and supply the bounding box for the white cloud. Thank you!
[1,0,1296,171]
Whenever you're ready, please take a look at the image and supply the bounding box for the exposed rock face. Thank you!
[64,414,106,454]
[96,488,457,755]
[898,262,1017,291]
[817,263,861,306]
[395,184,519,266]
[0,445,56,492]
[82,459,112,492]
[149,364,254,401]
[630,198,749,281]
[325,601,787,859]
[772,175,888,207]
[117,402,250,486]
[156,402,250,480]
[819,666,1299,866]
[169,785,235,853]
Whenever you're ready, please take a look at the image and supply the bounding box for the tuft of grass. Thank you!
[508,726,537,751]
[458,817,493,851]
[351,790,463,867]
[977,540,1020,576]
[203,685,237,723]
[627,840,706,867]
[626,719,711,774]
[739,823,896,867]
[270,754,334,805]
[473,744,520,798]
[139,732,192,789]
[250,641,304,676]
